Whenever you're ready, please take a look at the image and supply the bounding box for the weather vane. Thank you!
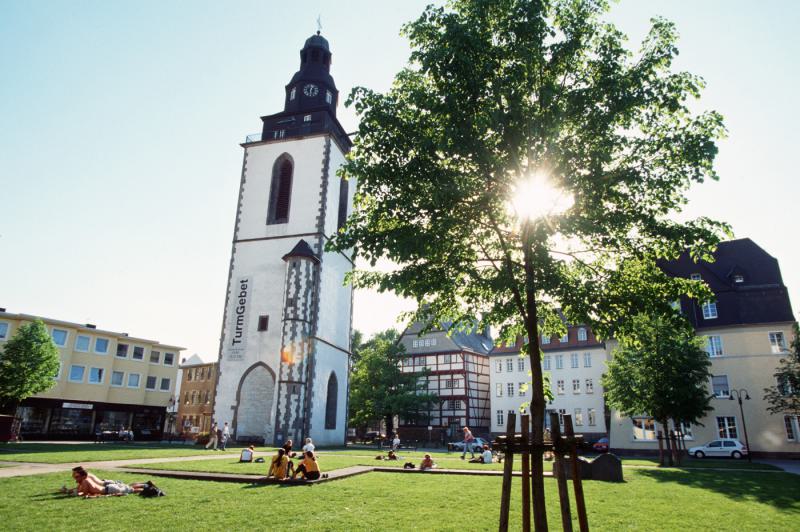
[317,15,322,35]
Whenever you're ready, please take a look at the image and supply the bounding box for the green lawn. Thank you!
[0,468,797,531]
[128,450,779,475]
[0,443,264,464]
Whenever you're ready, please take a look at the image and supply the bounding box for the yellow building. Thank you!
[608,239,799,458]
[0,310,184,441]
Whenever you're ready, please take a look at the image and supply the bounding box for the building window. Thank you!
[784,416,799,441]
[163,353,175,366]
[337,177,349,231]
[496,360,503,373]
[702,301,718,319]
[149,350,160,364]
[577,328,587,342]
[88,367,104,384]
[560,333,569,343]
[506,358,514,371]
[111,371,124,387]
[690,273,702,281]
[712,375,729,397]
[74,335,91,352]
[632,417,657,440]
[497,410,504,426]
[507,382,515,396]
[160,377,171,391]
[205,390,211,404]
[145,376,157,390]
[191,390,198,405]
[677,422,694,440]
[519,382,526,396]
[443,354,453,364]
[447,399,461,410]
[258,315,269,332]
[542,335,551,345]
[588,408,596,426]
[574,408,583,426]
[132,346,145,360]
[412,340,419,348]
[68,365,85,382]
[94,338,109,354]
[717,416,738,439]
[556,355,564,370]
[778,375,795,396]
[769,332,788,353]
[496,383,503,397]
[585,379,594,393]
[445,379,456,389]
[116,343,129,358]
[571,353,579,368]
[733,274,744,283]
[557,409,566,426]
[0,322,8,340]
[556,380,565,394]
[267,154,294,224]
[127,373,140,388]
[705,336,723,357]
[517,357,524,371]
[289,87,296,100]
[572,379,580,393]
[326,90,333,104]
[303,114,311,122]
[325,372,338,430]
[418,356,427,368]
[52,329,68,347]
[543,356,551,370]
[583,353,592,368]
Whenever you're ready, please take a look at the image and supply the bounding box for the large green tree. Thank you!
[603,312,713,465]
[329,0,726,525]
[0,320,60,413]
[764,323,800,416]
[348,329,437,436]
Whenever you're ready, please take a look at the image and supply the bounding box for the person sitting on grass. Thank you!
[268,448,292,480]
[239,445,256,463]
[291,450,326,480]
[302,437,315,454]
[386,450,399,461]
[469,445,493,464]
[419,454,436,471]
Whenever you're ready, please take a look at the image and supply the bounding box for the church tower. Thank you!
[214,32,353,446]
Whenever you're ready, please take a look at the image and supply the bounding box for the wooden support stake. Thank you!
[499,412,516,532]
[550,412,573,532]
[521,413,531,532]
[563,415,589,532]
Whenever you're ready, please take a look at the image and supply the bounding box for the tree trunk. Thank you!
[522,222,548,531]
[660,419,673,466]
[384,414,394,441]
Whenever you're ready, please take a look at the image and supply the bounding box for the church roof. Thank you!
[304,33,330,51]
[282,239,320,264]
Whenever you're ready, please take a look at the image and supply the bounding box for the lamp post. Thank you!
[729,389,751,462]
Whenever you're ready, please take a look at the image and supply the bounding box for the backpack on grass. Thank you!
[139,481,166,498]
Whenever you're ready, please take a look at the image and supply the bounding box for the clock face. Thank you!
[303,84,319,97]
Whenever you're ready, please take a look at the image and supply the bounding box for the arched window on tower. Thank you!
[337,177,348,231]
[325,372,338,430]
[268,155,293,225]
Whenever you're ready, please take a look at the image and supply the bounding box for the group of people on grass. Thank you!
[265,438,327,481]
[205,421,231,451]
[59,466,151,498]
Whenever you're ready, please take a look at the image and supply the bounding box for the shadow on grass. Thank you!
[636,468,800,510]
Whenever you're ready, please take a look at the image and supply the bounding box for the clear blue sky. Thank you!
[1,1,798,361]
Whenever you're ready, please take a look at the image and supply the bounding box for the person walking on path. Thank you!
[220,423,230,451]
[206,422,219,450]
[460,426,476,460]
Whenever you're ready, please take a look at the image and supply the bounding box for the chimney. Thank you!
[0,308,6,313]
[85,324,97,329]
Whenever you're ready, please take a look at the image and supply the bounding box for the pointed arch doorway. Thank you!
[234,362,276,444]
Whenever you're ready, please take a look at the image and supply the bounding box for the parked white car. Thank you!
[688,439,748,459]
[451,437,492,454]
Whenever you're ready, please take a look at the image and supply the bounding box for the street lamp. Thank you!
[729,389,752,463]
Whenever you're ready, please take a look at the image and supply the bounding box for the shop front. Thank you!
[16,398,166,441]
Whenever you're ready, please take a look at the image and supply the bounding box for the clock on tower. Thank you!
[213,32,354,447]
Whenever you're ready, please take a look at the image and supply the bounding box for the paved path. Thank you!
[755,459,800,475]
[0,452,240,479]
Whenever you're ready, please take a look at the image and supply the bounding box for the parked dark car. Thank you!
[592,437,609,453]
[363,431,386,443]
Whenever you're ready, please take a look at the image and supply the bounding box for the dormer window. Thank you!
[733,274,744,283]
[690,273,702,281]
[326,90,333,104]
[289,87,296,100]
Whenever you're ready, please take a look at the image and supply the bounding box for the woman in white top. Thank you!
[302,438,315,454]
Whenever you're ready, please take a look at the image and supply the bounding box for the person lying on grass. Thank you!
[240,445,256,463]
[468,445,494,464]
[60,466,127,496]
[268,448,292,479]
[291,451,326,481]
[62,468,148,498]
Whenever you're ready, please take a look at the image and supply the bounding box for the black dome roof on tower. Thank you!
[304,32,330,51]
